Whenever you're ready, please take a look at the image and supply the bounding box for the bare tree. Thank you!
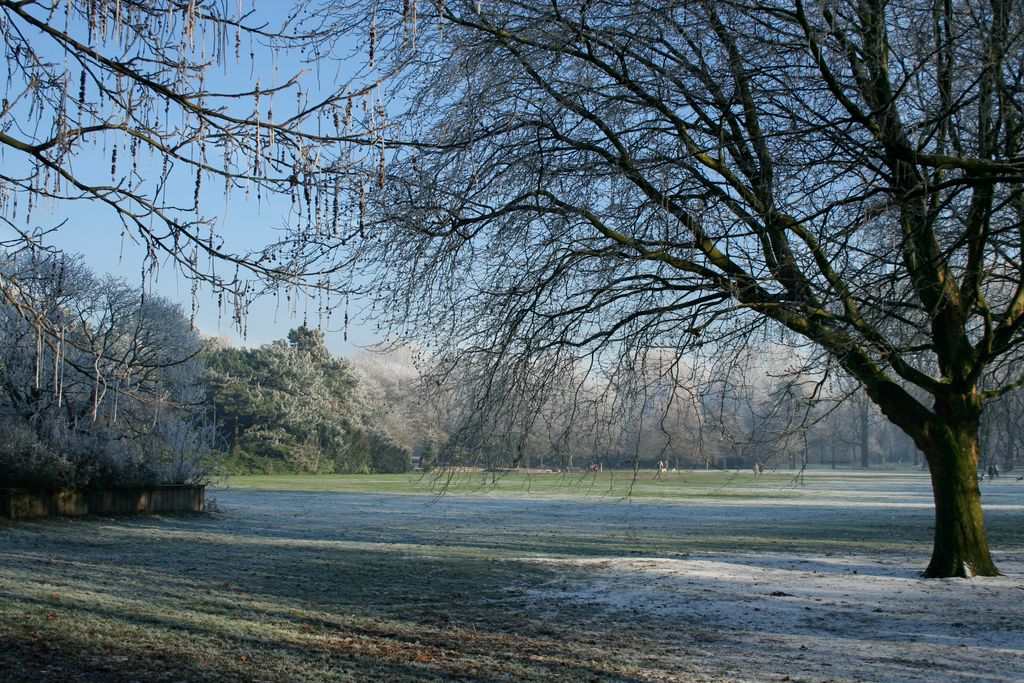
[319,0,1024,577]
[0,0,376,337]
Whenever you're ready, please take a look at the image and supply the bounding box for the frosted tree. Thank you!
[0,253,213,488]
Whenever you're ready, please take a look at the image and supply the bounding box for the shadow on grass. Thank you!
[1,488,1022,682]
[1,586,663,682]
[0,521,664,681]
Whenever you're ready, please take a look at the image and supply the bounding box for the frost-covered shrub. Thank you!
[0,253,214,490]
[0,414,212,490]
[141,416,218,485]
[0,421,75,490]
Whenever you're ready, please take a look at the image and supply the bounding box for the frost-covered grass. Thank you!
[1,471,1022,681]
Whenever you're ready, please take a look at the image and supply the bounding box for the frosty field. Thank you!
[0,470,1022,682]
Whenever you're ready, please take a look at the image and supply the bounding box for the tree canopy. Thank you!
[204,326,410,474]
[322,0,1024,577]
[0,253,212,489]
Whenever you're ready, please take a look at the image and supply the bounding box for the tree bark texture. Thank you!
[922,399,999,577]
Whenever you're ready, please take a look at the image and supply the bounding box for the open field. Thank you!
[1,470,1022,681]
[223,468,829,498]
[220,467,946,500]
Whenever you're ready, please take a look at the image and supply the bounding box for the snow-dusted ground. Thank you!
[210,471,1024,682]
[494,474,1022,682]
[521,551,1023,682]
[2,471,1021,681]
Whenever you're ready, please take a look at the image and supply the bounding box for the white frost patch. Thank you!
[521,553,1024,682]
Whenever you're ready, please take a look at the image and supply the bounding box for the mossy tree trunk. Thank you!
[919,394,999,577]
[845,362,1000,578]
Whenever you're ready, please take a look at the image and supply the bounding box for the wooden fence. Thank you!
[0,485,205,519]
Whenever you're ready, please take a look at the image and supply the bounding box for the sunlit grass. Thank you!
[221,467,891,498]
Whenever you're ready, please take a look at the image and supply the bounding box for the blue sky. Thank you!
[50,191,378,353]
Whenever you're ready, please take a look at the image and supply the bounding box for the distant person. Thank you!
[655,460,668,480]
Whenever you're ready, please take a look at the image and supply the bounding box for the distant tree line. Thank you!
[424,346,1021,475]
[4,252,1019,489]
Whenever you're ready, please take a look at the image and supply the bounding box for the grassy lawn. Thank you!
[221,467,910,498]
[1,471,1021,682]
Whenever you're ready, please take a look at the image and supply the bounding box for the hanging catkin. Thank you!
[34,325,42,388]
[93,356,101,421]
[56,325,65,408]
[358,181,366,238]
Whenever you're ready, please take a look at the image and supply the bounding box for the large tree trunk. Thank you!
[921,398,999,577]
[865,381,1000,577]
